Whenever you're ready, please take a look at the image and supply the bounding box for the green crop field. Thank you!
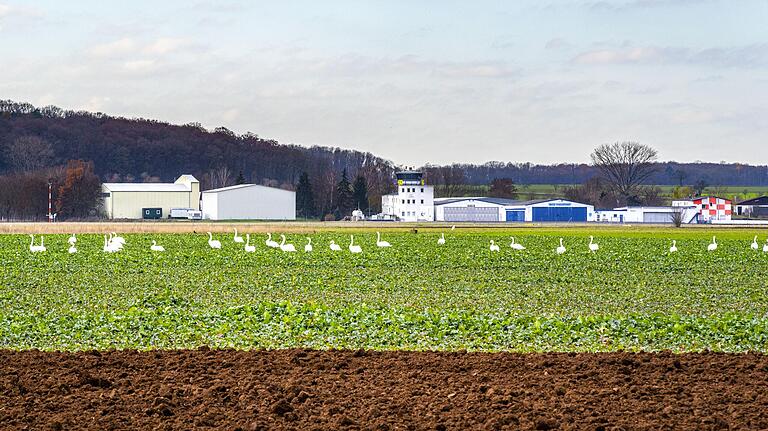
[2,228,768,352]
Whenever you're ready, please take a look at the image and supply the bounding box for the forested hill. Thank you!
[0,100,394,191]
[2,100,767,194]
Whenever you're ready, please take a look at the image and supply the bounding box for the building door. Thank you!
[532,206,588,222]
[505,210,525,222]
[444,207,500,222]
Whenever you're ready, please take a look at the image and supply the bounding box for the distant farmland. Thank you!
[439,184,768,202]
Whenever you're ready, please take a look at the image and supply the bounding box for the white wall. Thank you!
[434,199,505,222]
[104,190,193,219]
[202,185,295,220]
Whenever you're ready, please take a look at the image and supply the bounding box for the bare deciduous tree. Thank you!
[590,142,658,203]
[209,166,233,189]
[7,136,55,172]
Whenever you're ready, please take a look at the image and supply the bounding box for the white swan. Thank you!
[707,236,718,252]
[556,238,566,255]
[510,237,525,250]
[244,234,255,253]
[451,225,456,231]
[751,236,759,251]
[233,228,244,243]
[68,234,77,246]
[349,235,362,253]
[68,244,77,254]
[111,232,126,246]
[669,240,678,253]
[279,234,296,252]
[437,233,445,245]
[207,232,222,249]
[376,232,391,248]
[304,237,313,252]
[103,235,119,253]
[28,235,39,252]
[150,240,165,252]
[489,240,500,252]
[265,233,279,248]
[110,233,124,250]
[330,240,342,251]
[589,236,599,252]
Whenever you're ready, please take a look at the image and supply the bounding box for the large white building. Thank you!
[102,175,199,219]
[673,196,732,222]
[381,170,434,221]
[201,184,295,220]
[595,206,699,224]
[434,198,595,222]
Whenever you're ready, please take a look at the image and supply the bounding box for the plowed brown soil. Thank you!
[1,349,767,430]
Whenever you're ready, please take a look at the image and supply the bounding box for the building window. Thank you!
[421,188,424,193]
[401,199,405,204]
[421,199,424,204]
[401,211,405,216]
[401,187,405,193]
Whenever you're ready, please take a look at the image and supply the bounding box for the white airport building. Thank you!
[102,174,200,219]
[380,170,435,222]
[434,198,595,222]
[201,184,296,220]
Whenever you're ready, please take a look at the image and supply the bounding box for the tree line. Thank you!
[0,100,396,220]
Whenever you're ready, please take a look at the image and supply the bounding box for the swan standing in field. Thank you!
[376,232,391,248]
[103,235,119,253]
[330,240,342,251]
[108,233,124,251]
[489,240,500,252]
[669,240,678,253]
[751,236,759,251]
[207,232,222,249]
[29,235,45,252]
[588,236,599,252]
[68,244,77,254]
[509,237,525,250]
[556,238,566,255]
[265,233,279,248]
[437,233,446,245]
[244,234,256,253]
[279,234,296,252]
[707,236,718,252]
[349,235,362,253]
[111,232,126,246]
[68,234,77,246]
[150,240,165,252]
[451,225,456,231]
[304,237,313,252]
[233,228,244,243]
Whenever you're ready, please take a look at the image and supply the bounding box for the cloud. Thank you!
[123,59,156,72]
[585,0,714,11]
[0,2,43,30]
[89,37,193,58]
[545,38,573,51]
[142,38,189,55]
[572,44,768,68]
[89,38,137,58]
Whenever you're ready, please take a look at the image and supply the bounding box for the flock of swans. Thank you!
[25,231,768,255]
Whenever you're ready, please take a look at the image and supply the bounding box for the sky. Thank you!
[0,0,767,166]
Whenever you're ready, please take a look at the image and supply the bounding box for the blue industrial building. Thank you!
[434,198,595,222]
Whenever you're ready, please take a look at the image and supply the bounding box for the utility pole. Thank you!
[47,179,53,223]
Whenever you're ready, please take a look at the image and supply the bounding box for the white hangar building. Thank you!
[434,198,595,222]
[201,184,296,220]
[102,175,200,219]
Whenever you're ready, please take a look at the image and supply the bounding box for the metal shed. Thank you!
[201,184,296,220]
